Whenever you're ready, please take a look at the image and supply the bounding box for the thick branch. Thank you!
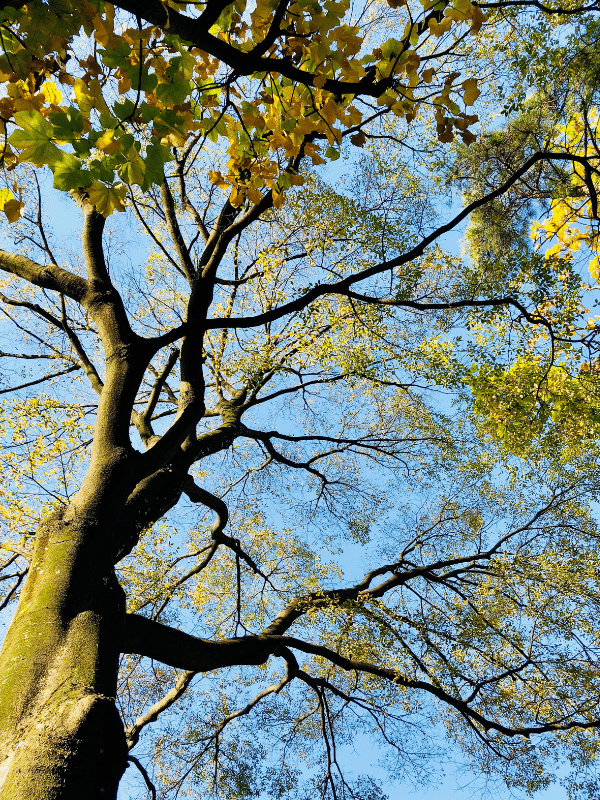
[109,0,387,98]
[161,177,196,284]
[0,250,87,302]
[262,491,568,635]
[121,613,270,670]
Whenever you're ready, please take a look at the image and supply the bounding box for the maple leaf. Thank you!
[86,181,127,215]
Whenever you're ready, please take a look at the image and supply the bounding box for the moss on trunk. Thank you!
[0,508,128,799]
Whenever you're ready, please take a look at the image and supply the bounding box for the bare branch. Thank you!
[127,755,157,800]
[127,669,196,749]
[204,152,597,331]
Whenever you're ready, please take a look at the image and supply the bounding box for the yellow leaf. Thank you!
[4,198,24,223]
[96,129,121,154]
[208,170,230,190]
[0,188,14,209]
[245,185,263,204]
[229,185,245,207]
[74,78,109,115]
[462,78,480,106]
[40,82,63,105]
[470,4,487,32]
[429,17,452,35]
[87,182,127,216]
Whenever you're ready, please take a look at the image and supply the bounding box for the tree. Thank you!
[1,1,600,798]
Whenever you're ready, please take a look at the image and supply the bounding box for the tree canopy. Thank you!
[1,1,600,799]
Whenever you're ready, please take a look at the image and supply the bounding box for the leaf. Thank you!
[96,129,122,154]
[50,154,92,191]
[462,78,480,106]
[40,81,62,105]
[117,146,146,186]
[74,78,109,114]
[0,188,23,223]
[125,61,158,93]
[3,198,24,223]
[89,159,115,183]
[156,78,190,107]
[0,187,14,206]
[113,98,136,120]
[98,40,131,70]
[9,110,62,166]
[143,142,173,188]
[49,108,85,142]
[209,4,234,34]
[86,181,127,215]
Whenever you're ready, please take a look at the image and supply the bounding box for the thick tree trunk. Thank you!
[0,506,128,799]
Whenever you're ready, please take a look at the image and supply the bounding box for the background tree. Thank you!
[1,1,600,799]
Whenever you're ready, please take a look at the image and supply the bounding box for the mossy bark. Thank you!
[0,507,128,799]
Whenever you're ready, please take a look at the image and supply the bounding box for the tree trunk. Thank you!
[0,506,128,799]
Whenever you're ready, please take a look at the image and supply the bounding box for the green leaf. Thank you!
[143,142,173,188]
[49,107,84,142]
[116,147,146,186]
[98,41,131,70]
[89,159,115,183]
[9,110,62,166]
[209,4,234,34]
[113,98,136,120]
[140,102,161,123]
[156,78,190,106]
[325,146,340,160]
[381,38,402,60]
[99,111,119,131]
[72,138,92,157]
[125,62,158,93]
[51,155,92,191]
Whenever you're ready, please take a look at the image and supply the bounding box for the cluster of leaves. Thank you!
[0,0,486,217]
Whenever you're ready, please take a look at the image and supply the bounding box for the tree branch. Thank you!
[161,177,196,284]
[127,669,196,749]
[0,364,80,395]
[268,635,600,739]
[0,250,87,302]
[127,755,157,800]
[121,613,271,671]
[204,151,598,331]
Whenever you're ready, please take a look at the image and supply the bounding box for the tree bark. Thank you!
[0,506,128,799]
